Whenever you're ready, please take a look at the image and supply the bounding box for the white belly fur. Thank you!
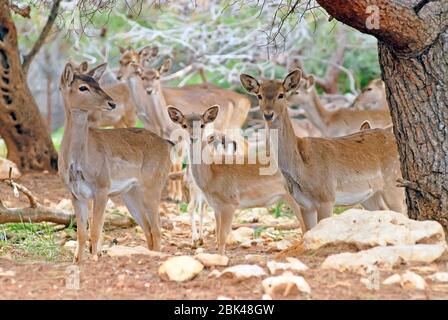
[335,189,374,206]
[109,178,138,197]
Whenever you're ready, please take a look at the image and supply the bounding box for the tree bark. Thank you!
[0,0,58,172]
[315,0,448,227]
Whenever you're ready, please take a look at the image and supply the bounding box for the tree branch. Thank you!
[21,0,61,75]
[315,0,448,54]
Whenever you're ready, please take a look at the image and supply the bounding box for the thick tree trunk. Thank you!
[0,2,58,172]
[379,33,448,225]
[315,0,448,228]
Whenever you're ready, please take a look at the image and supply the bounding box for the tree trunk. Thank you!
[315,0,448,228]
[0,2,58,172]
[379,34,448,225]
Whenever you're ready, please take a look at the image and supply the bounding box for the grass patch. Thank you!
[269,201,293,218]
[179,202,188,213]
[0,222,72,262]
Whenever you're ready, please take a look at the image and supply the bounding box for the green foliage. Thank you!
[179,202,188,213]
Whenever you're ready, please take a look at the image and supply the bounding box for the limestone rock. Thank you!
[383,274,401,285]
[194,253,229,267]
[218,264,266,280]
[267,258,308,275]
[262,272,311,296]
[400,271,426,290]
[427,272,448,283]
[226,227,254,245]
[322,244,446,274]
[303,209,445,250]
[159,256,204,282]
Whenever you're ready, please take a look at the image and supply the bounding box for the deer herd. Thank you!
[58,45,406,263]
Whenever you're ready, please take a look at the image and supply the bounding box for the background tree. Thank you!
[0,0,60,172]
[311,0,447,226]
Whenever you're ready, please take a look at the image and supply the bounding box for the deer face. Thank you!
[288,72,315,105]
[351,79,386,109]
[60,62,116,112]
[167,105,219,142]
[240,70,302,125]
[139,59,172,95]
[116,45,158,80]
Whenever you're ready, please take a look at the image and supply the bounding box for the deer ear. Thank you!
[360,120,371,131]
[79,61,89,73]
[63,63,75,86]
[167,106,184,124]
[303,74,315,90]
[202,105,220,124]
[88,63,107,82]
[139,45,158,62]
[119,46,127,54]
[159,59,172,74]
[240,74,260,94]
[283,69,302,92]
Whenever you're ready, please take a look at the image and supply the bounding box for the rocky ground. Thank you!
[1,173,448,300]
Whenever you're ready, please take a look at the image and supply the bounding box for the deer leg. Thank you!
[122,187,154,249]
[198,200,206,245]
[216,205,236,255]
[72,197,89,263]
[89,190,108,260]
[187,197,199,246]
[143,199,162,252]
[317,202,334,221]
[281,193,307,235]
[301,207,318,230]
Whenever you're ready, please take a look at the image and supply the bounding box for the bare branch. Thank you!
[22,0,62,75]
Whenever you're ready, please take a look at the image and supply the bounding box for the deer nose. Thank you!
[116,75,122,81]
[108,102,116,110]
[146,89,153,95]
[264,112,274,121]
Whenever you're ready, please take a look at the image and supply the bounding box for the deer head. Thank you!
[240,70,302,124]
[59,62,116,112]
[116,45,158,80]
[139,59,172,95]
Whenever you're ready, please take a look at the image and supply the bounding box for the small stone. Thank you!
[106,245,167,258]
[64,240,77,250]
[216,296,232,300]
[194,253,229,267]
[0,269,15,277]
[227,227,254,245]
[427,272,448,283]
[383,274,401,285]
[262,294,272,300]
[218,264,266,280]
[267,258,308,275]
[262,272,311,296]
[159,256,204,282]
[400,271,426,290]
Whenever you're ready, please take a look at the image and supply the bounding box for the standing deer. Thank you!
[167,105,306,255]
[241,70,406,229]
[287,69,392,137]
[58,62,172,263]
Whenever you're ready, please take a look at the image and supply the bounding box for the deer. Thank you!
[351,78,388,111]
[167,105,306,255]
[74,61,137,128]
[240,69,406,229]
[287,69,392,137]
[58,61,173,263]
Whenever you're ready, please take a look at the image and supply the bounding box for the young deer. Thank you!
[241,70,406,228]
[167,105,306,255]
[74,61,137,128]
[58,62,172,263]
[351,79,388,111]
[287,70,392,137]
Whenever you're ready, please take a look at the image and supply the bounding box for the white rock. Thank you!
[400,271,426,290]
[106,245,167,258]
[227,227,254,245]
[383,274,401,285]
[303,209,446,250]
[262,272,311,296]
[272,239,292,251]
[56,198,73,211]
[322,244,446,274]
[159,256,204,282]
[216,296,232,300]
[262,294,273,300]
[0,157,20,179]
[208,269,221,278]
[267,258,308,275]
[194,253,229,267]
[0,268,15,277]
[218,264,266,280]
[427,272,448,283]
[64,240,77,250]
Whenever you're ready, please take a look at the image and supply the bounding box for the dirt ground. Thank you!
[1,173,448,300]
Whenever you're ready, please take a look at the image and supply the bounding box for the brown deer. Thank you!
[240,70,406,228]
[58,62,172,263]
[167,105,306,255]
[287,69,392,137]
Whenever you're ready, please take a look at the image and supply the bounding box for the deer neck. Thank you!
[270,106,305,173]
[60,104,90,181]
[187,138,213,190]
[303,88,330,134]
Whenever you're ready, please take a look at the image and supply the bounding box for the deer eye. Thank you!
[79,86,89,92]
[257,95,262,100]
[278,93,285,99]
[200,124,205,128]
[182,124,187,129]
[155,76,160,80]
